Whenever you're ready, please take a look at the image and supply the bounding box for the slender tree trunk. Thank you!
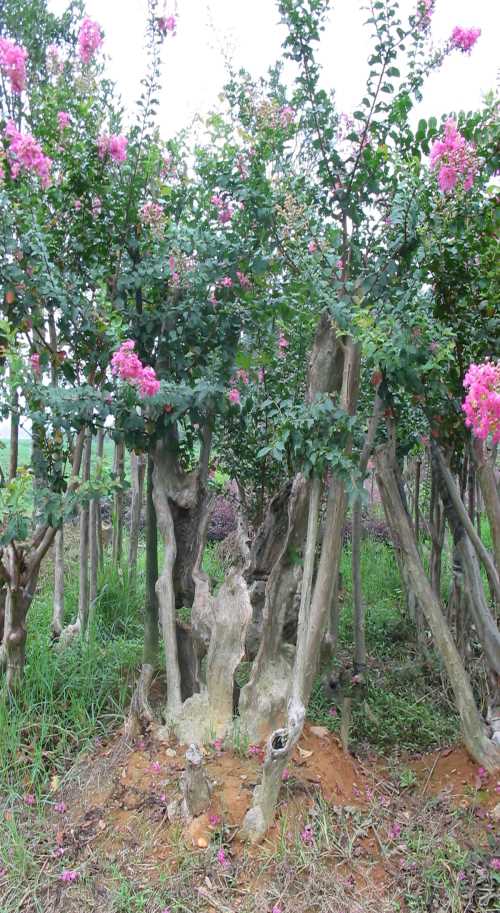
[472,440,500,575]
[352,392,384,673]
[126,455,160,736]
[78,430,92,632]
[112,440,125,566]
[376,441,500,771]
[96,430,105,569]
[152,438,183,719]
[433,445,500,604]
[429,464,445,600]
[128,452,146,582]
[414,459,421,541]
[9,389,19,481]
[52,528,65,637]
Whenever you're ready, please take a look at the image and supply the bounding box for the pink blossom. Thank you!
[236,271,251,289]
[228,388,241,405]
[57,111,71,130]
[278,332,289,356]
[257,368,265,383]
[328,706,337,717]
[300,824,314,846]
[55,801,67,814]
[169,255,180,287]
[219,277,233,288]
[308,240,317,253]
[138,366,160,397]
[462,361,500,444]
[78,18,103,64]
[235,369,249,385]
[282,768,290,782]
[0,38,28,93]
[158,16,176,35]
[97,133,128,164]
[216,847,230,867]
[209,814,221,827]
[212,738,224,752]
[272,906,283,913]
[388,823,401,840]
[111,340,160,398]
[23,793,36,806]
[4,121,52,187]
[140,201,163,231]
[491,858,500,871]
[430,119,478,193]
[450,27,481,53]
[30,354,41,378]
[52,846,65,859]
[91,196,102,216]
[74,199,82,211]
[279,105,295,128]
[150,760,162,774]
[60,869,79,883]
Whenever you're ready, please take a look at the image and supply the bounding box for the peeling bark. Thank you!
[112,440,125,566]
[180,744,212,819]
[175,570,252,744]
[51,528,65,637]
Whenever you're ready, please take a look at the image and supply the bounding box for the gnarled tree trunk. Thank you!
[128,452,146,583]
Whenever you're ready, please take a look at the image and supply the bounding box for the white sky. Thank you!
[45,0,499,133]
[3,0,499,440]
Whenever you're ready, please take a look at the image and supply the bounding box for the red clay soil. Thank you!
[50,722,373,867]
[411,745,500,809]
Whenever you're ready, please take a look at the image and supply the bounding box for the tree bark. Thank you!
[126,454,160,736]
[376,440,500,771]
[51,528,65,637]
[9,389,19,481]
[128,452,146,583]
[112,440,125,566]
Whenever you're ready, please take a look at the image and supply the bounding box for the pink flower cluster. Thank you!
[78,18,103,64]
[450,26,481,53]
[111,340,161,397]
[429,119,477,193]
[279,105,295,128]
[60,869,79,883]
[140,201,164,231]
[4,122,52,188]
[97,133,128,164]
[462,360,500,444]
[46,44,63,74]
[211,193,241,225]
[157,16,176,35]
[0,37,28,93]
[58,111,71,130]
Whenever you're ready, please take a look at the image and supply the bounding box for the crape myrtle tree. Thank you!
[0,0,171,681]
[215,0,500,840]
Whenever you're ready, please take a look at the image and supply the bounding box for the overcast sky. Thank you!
[45,0,499,134]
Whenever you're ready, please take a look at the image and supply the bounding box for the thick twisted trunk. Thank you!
[376,441,500,771]
[242,338,360,842]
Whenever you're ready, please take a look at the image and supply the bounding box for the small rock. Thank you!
[167,799,180,821]
[197,837,208,848]
[155,725,171,743]
[166,748,177,758]
[309,726,329,739]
